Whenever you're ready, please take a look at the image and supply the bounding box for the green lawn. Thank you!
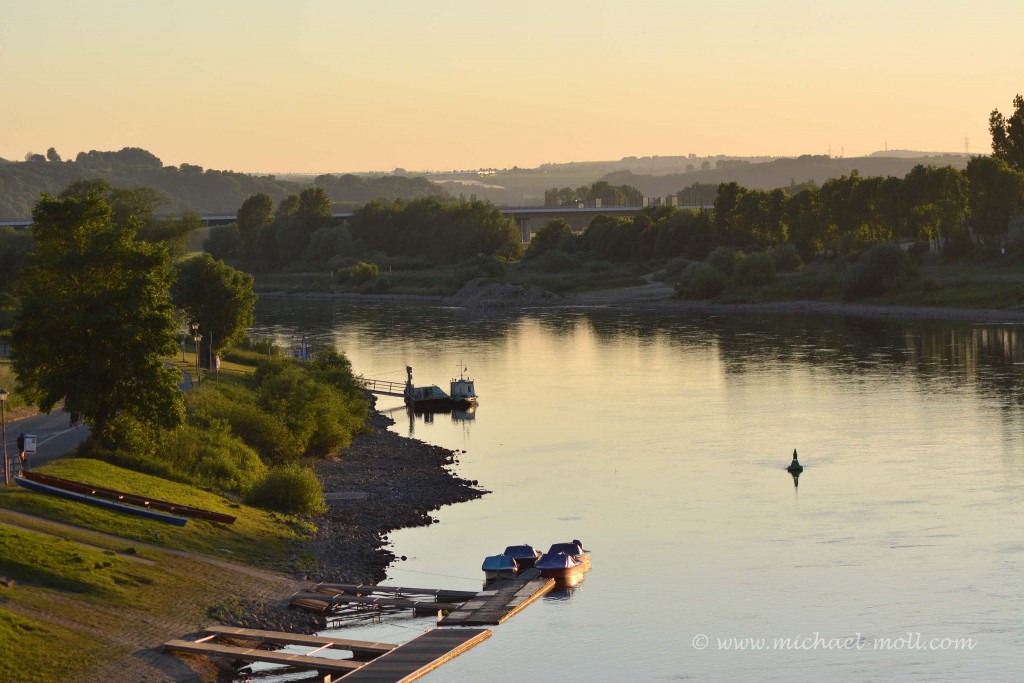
[0,458,313,572]
[0,606,103,683]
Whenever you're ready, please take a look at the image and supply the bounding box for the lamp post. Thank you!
[190,322,201,386]
[1,388,9,486]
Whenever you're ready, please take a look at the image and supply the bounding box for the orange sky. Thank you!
[2,0,1021,173]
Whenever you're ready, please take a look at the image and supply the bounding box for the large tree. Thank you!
[990,94,1024,172]
[11,186,184,443]
[171,253,257,366]
[236,192,274,259]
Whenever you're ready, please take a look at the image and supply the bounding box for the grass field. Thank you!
[0,458,313,572]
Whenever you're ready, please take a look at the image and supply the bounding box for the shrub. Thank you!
[254,361,368,457]
[160,421,267,495]
[189,384,301,464]
[842,242,918,301]
[336,261,379,284]
[677,262,727,299]
[245,464,326,515]
[706,246,739,276]
[733,251,777,287]
[772,243,803,272]
[656,256,693,282]
[526,250,585,274]
[463,253,506,277]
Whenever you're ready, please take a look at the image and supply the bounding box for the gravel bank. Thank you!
[309,409,487,585]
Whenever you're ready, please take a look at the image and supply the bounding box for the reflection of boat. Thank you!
[536,540,591,581]
[501,544,541,569]
[482,554,518,581]
[404,365,478,409]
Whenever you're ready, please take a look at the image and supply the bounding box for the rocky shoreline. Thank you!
[215,405,486,637]
[309,409,487,585]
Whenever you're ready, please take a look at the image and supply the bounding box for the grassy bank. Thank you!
[0,505,296,682]
[0,459,313,570]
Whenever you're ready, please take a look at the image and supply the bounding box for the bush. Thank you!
[772,243,803,272]
[245,463,326,515]
[525,250,585,274]
[706,246,739,276]
[842,242,918,301]
[463,253,506,277]
[189,384,301,464]
[676,262,727,299]
[733,251,776,287]
[336,261,379,284]
[254,361,368,457]
[160,421,267,495]
[655,256,693,282]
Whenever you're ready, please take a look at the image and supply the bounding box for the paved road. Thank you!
[3,410,89,474]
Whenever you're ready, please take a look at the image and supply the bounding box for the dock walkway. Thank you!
[163,626,490,683]
[439,568,554,626]
[339,628,491,683]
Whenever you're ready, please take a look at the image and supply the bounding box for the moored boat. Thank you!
[482,554,519,581]
[501,544,542,569]
[536,540,591,580]
[404,365,480,410]
[449,364,478,407]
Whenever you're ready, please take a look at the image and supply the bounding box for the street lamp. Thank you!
[190,322,201,386]
[1,388,9,486]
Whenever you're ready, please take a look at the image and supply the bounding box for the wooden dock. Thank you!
[291,583,478,616]
[291,591,455,616]
[439,568,554,626]
[163,626,490,683]
[338,628,491,683]
[315,583,476,603]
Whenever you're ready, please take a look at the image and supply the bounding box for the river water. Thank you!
[253,300,1024,682]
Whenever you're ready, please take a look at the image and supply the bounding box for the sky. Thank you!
[2,0,1022,173]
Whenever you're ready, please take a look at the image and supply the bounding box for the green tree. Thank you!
[171,253,257,366]
[526,218,574,258]
[965,155,1024,241]
[11,186,184,444]
[236,192,274,258]
[0,226,34,293]
[990,94,1024,172]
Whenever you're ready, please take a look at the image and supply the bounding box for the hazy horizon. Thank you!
[2,1,1019,174]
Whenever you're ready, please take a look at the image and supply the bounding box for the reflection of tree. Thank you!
[254,300,1024,410]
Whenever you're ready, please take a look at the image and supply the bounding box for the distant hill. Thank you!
[0,148,449,221]
[602,154,973,197]
[417,153,974,206]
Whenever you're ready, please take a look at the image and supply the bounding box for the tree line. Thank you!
[206,191,522,271]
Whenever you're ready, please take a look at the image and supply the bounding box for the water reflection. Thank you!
[378,404,479,438]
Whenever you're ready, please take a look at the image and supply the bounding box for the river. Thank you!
[252,300,1024,682]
